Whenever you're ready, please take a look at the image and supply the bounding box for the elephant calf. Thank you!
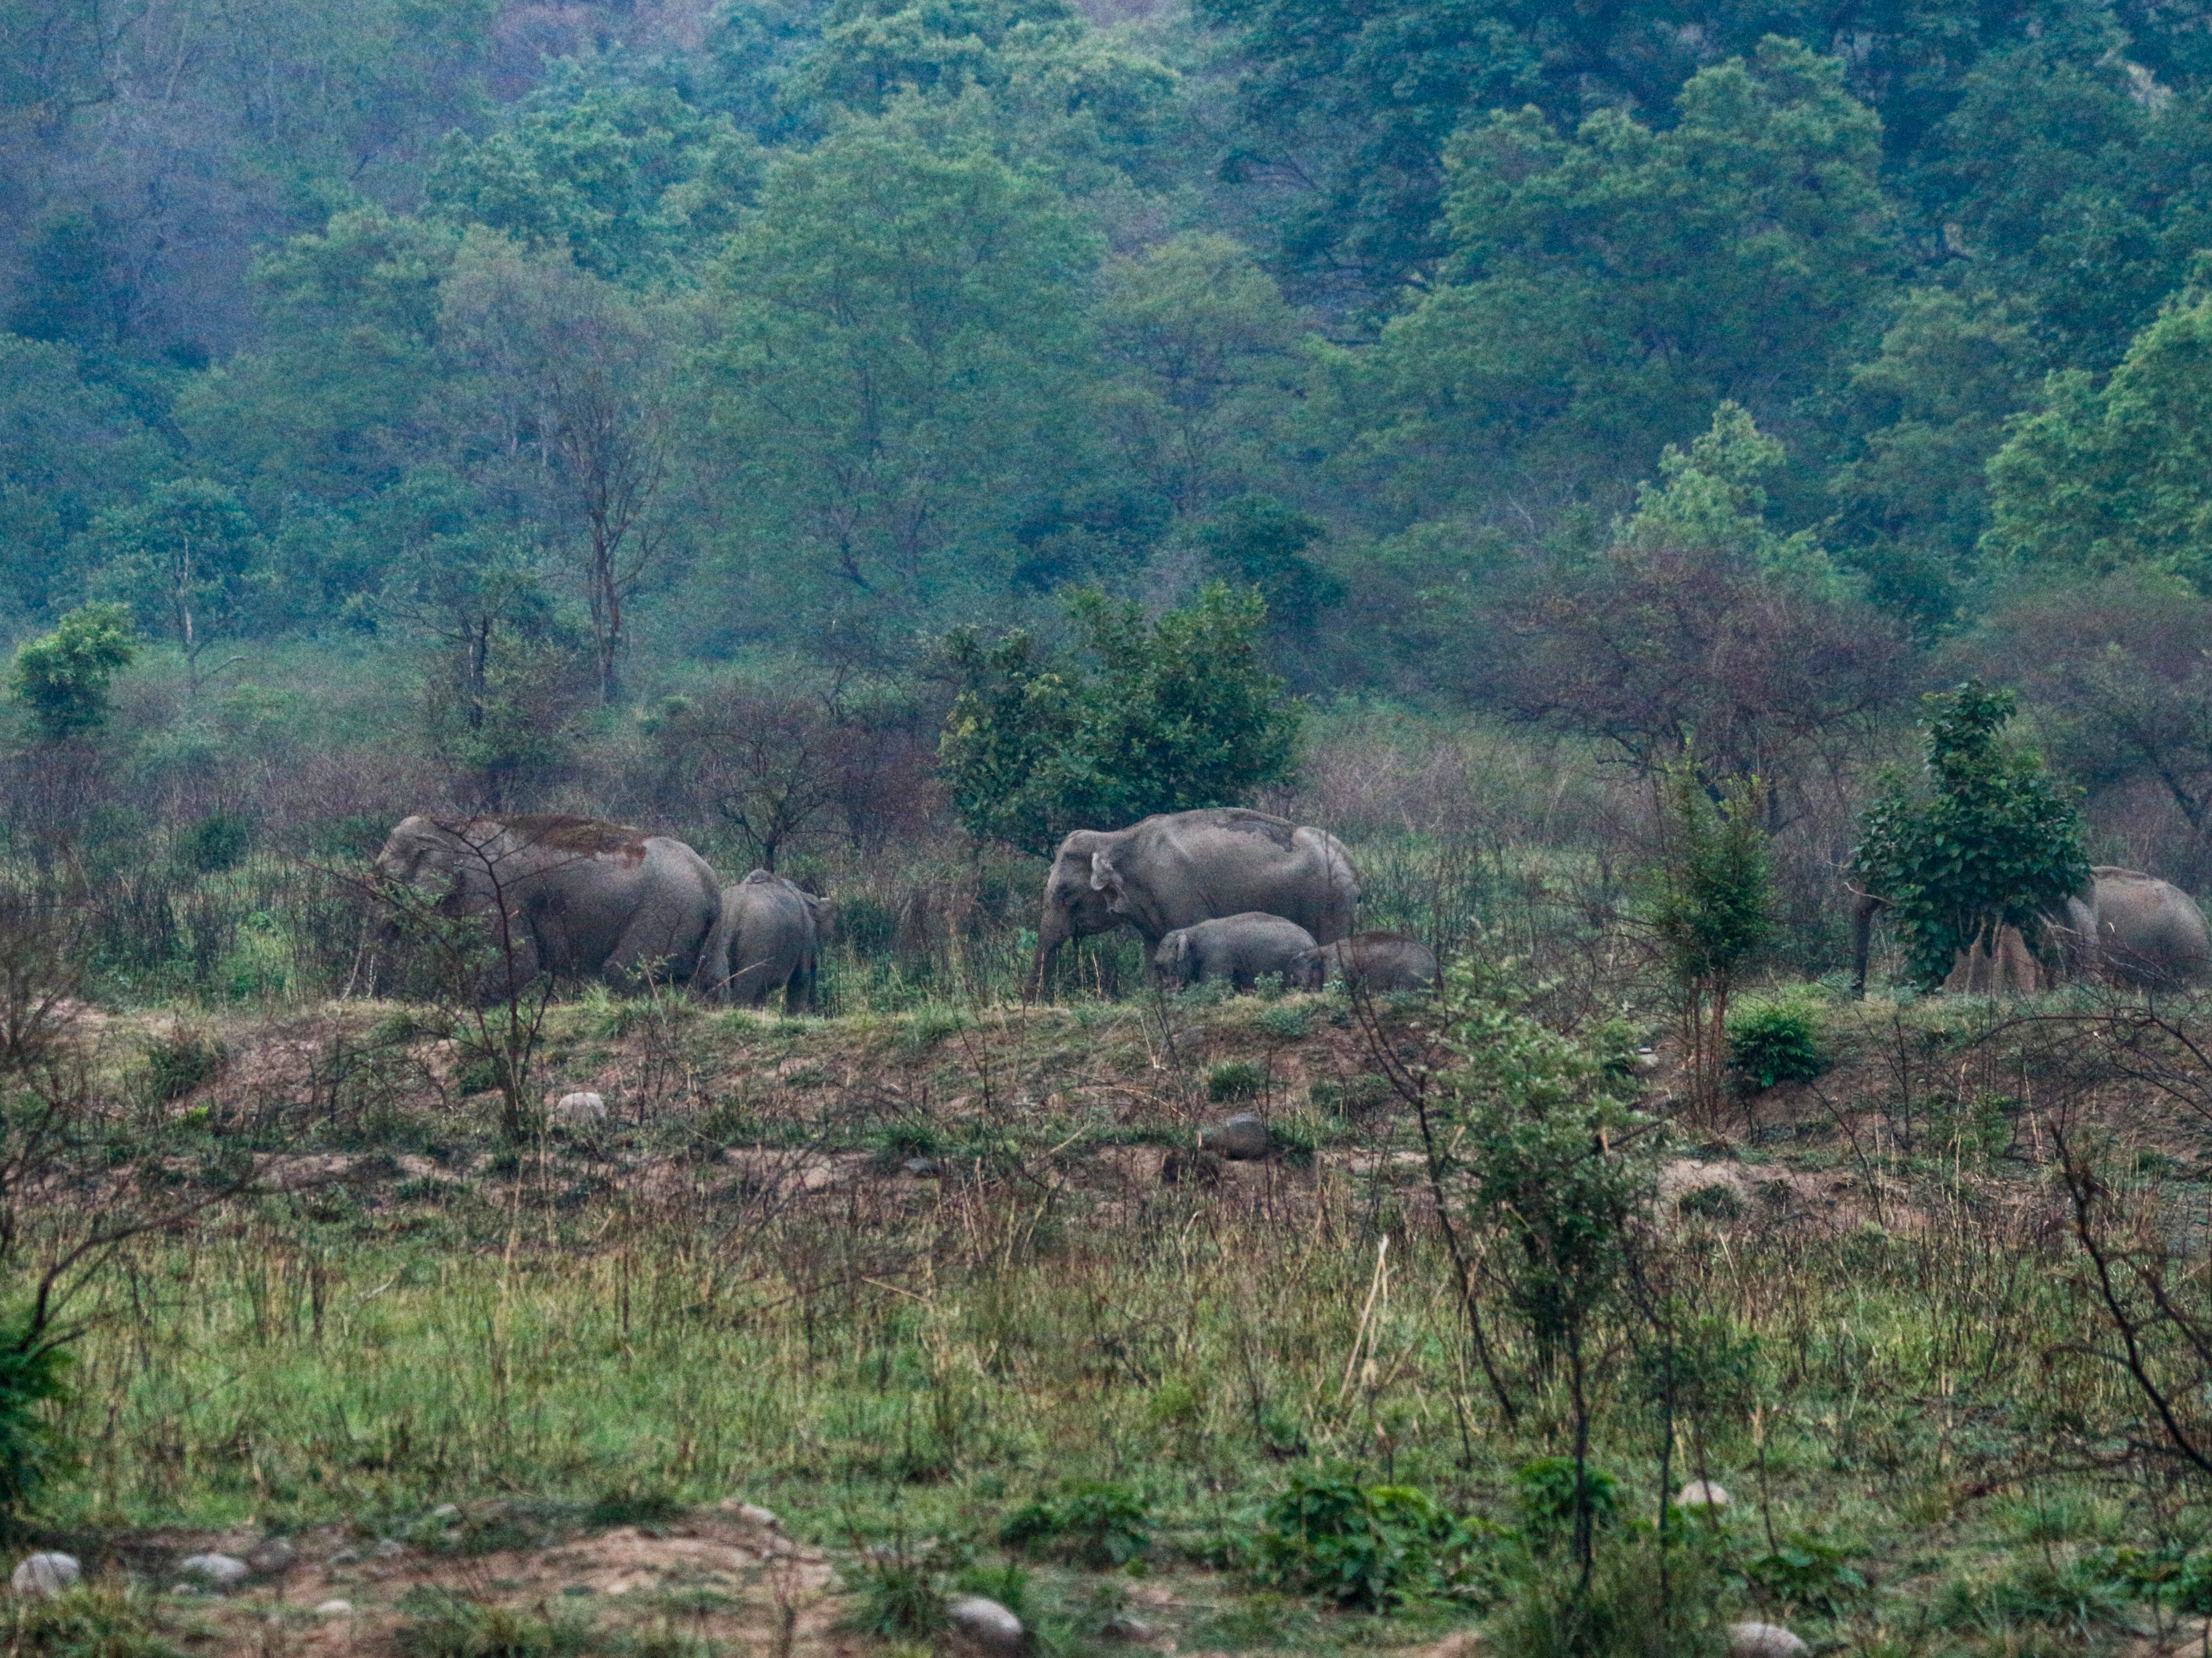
[1289,931,1438,994]
[703,870,829,1010]
[1153,912,1317,992]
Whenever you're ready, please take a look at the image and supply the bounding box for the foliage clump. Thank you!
[1000,1479,1153,1568]
[1252,1473,1498,1610]
[1725,997,1826,1091]
[940,584,1300,854]
[7,603,137,741]
[1852,680,2090,986]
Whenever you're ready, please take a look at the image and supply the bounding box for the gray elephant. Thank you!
[375,815,721,996]
[1288,931,1438,994]
[2056,867,2211,987]
[1852,865,2211,993]
[1154,913,1318,991]
[1033,809,1359,993]
[702,870,829,1010]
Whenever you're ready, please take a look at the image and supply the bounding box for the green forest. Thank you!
[14,0,2212,939]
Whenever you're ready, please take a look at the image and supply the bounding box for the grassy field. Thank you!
[4,969,2209,1658]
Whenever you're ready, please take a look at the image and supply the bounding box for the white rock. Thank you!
[1729,1623,1808,1658]
[315,1599,353,1618]
[372,1539,406,1559]
[948,1594,1026,1657]
[429,1503,460,1521]
[179,1553,250,1591]
[1677,1480,1731,1510]
[735,1503,780,1530]
[1200,1113,1269,1160]
[247,1537,295,1574]
[553,1091,608,1128]
[11,1553,79,1596]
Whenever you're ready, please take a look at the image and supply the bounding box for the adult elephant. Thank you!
[375,815,721,996]
[1031,808,1359,995]
[1850,866,2210,993]
[703,870,828,1011]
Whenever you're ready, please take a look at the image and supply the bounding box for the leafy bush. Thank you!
[174,812,252,874]
[1726,999,1826,1091]
[139,1029,224,1105]
[1258,1002,1309,1038]
[1252,1473,1495,1610]
[1001,1480,1153,1568]
[1207,1060,1266,1102]
[1742,1533,1867,1617]
[1514,1457,1620,1548]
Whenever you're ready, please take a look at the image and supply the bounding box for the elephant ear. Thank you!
[1090,851,1128,910]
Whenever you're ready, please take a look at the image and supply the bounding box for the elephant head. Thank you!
[1032,829,1122,990]
[1152,930,1195,987]
[1287,946,1328,991]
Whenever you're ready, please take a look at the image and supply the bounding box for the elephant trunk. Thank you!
[1032,905,1072,1000]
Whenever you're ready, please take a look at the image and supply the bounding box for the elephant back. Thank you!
[1110,810,1361,943]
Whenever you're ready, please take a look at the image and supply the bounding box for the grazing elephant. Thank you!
[702,870,828,1010]
[1288,931,1438,994]
[2056,867,2212,987]
[375,815,721,996]
[1032,809,1359,994]
[1154,913,1318,991]
[1851,866,2211,993]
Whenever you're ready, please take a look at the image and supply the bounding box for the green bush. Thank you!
[1207,1060,1266,1102]
[1935,1557,2135,1640]
[1675,1183,1744,1222]
[1258,1002,1310,1039]
[1725,999,1826,1091]
[1001,1480,1153,1568]
[174,812,252,874]
[1252,1473,1496,1610]
[1743,1533,1867,1617]
[844,1551,949,1641]
[138,1029,224,1105]
[1485,1540,1727,1658]
[1514,1457,1620,1548]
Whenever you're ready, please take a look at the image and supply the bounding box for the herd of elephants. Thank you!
[370,806,2212,1011]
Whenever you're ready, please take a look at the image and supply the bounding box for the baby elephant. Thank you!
[1154,912,1318,991]
[1289,930,1438,994]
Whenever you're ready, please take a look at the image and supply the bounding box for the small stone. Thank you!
[328,1550,359,1567]
[1200,1113,1269,1160]
[1634,1048,1661,1073]
[179,1554,250,1591]
[372,1539,405,1560]
[11,1553,80,1596]
[900,1158,941,1179]
[168,1583,196,1597]
[1728,1623,1809,1658]
[1102,1616,1153,1642]
[552,1091,608,1128]
[1676,1480,1731,1510]
[429,1503,460,1521]
[735,1503,780,1530]
[315,1600,353,1618]
[948,1594,1026,1658]
[247,1537,295,1575]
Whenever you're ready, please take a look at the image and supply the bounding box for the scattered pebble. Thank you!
[1729,1622,1808,1658]
[1199,1113,1269,1160]
[552,1091,608,1128]
[11,1553,79,1597]
[178,1554,250,1591]
[372,1539,406,1560]
[948,1594,1026,1657]
[315,1600,353,1618]
[327,1550,359,1567]
[429,1503,461,1521]
[735,1503,780,1530]
[1677,1480,1731,1510]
